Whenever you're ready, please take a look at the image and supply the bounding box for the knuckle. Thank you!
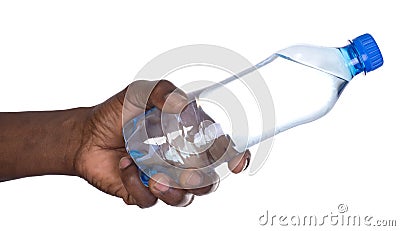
[137,198,158,208]
[188,184,213,196]
[156,79,172,87]
[123,194,136,205]
[162,192,188,207]
[153,79,174,95]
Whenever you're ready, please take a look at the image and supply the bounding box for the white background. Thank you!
[0,1,398,231]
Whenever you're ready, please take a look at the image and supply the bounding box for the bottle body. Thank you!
[123,34,383,187]
[196,45,353,153]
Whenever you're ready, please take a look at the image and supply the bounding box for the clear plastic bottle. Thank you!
[123,33,384,188]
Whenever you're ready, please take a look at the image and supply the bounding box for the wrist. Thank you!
[62,107,92,176]
[0,107,92,180]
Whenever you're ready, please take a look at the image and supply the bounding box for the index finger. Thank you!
[207,135,251,174]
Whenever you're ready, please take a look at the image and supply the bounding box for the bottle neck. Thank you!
[339,43,366,77]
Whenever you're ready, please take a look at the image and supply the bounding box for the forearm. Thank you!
[0,107,91,181]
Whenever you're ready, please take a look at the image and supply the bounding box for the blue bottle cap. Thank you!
[351,33,384,72]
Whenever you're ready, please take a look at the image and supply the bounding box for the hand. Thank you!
[74,80,250,208]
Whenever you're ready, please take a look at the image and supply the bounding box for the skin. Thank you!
[0,80,250,208]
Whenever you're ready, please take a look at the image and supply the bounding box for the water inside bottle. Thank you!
[258,49,349,136]
[197,47,350,152]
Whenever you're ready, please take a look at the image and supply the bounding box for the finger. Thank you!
[206,134,251,174]
[178,168,218,194]
[123,81,158,124]
[228,150,251,174]
[187,171,220,196]
[207,135,239,163]
[148,173,194,207]
[119,156,157,208]
[148,80,188,113]
[124,80,188,115]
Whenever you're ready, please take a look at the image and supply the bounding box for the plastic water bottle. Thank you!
[123,33,384,188]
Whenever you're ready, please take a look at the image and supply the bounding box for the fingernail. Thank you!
[243,157,250,171]
[119,157,133,169]
[243,152,251,171]
[154,177,169,193]
[185,171,203,187]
